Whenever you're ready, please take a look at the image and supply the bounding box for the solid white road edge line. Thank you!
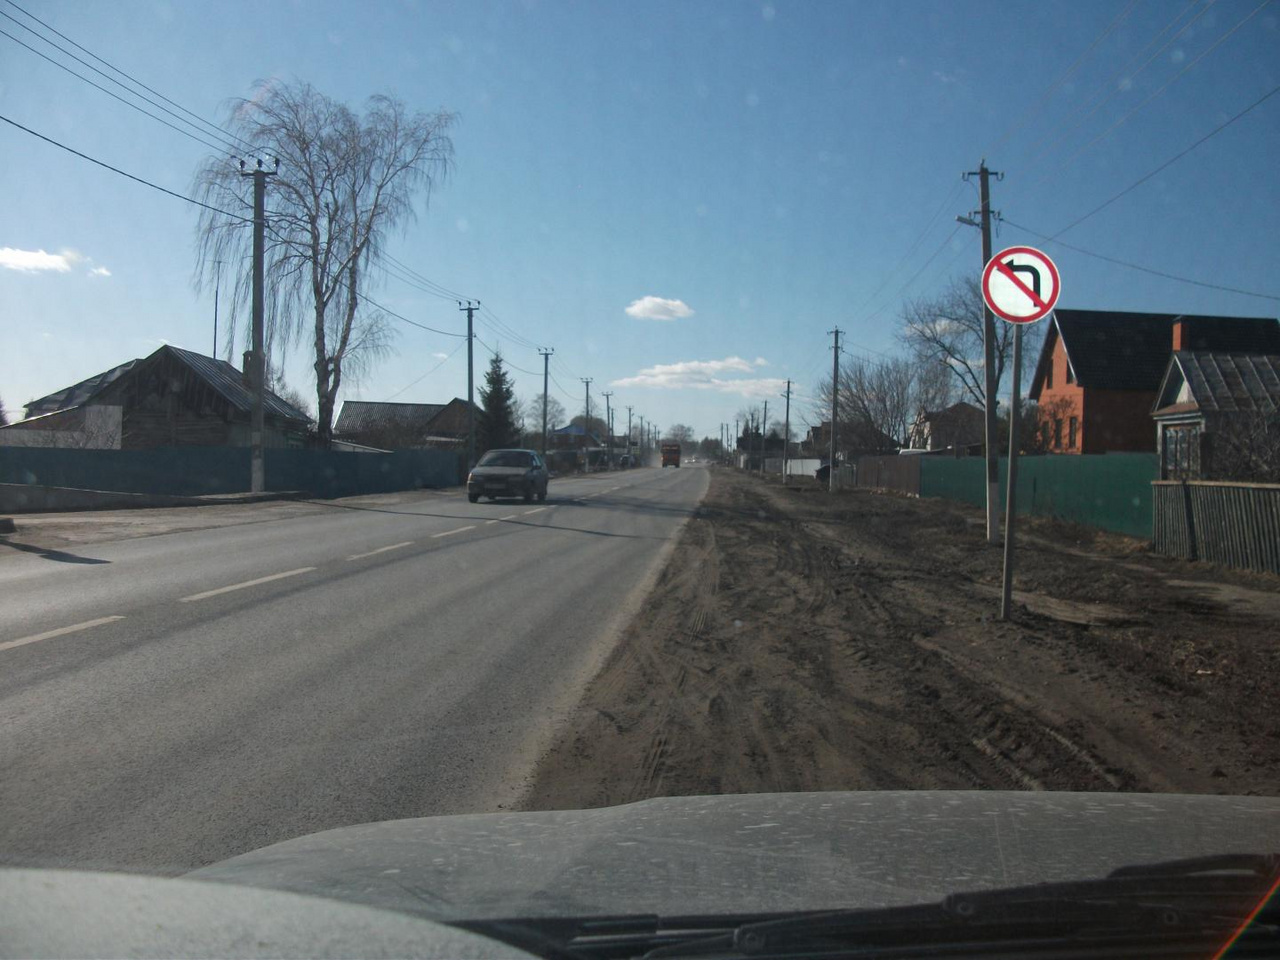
[346,541,413,561]
[431,525,476,538]
[179,567,317,602]
[0,615,126,653]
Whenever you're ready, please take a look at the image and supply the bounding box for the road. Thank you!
[0,464,709,875]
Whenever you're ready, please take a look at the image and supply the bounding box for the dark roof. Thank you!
[162,346,310,422]
[1156,352,1280,415]
[1031,310,1280,397]
[334,401,447,435]
[25,359,138,417]
[22,345,309,424]
[551,423,601,440]
[920,401,983,422]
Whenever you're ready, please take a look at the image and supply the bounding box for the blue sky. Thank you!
[2,0,1277,438]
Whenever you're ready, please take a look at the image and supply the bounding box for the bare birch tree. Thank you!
[194,80,456,443]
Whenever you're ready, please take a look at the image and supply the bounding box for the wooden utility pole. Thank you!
[782,379,792,481]
[829,328,841,492]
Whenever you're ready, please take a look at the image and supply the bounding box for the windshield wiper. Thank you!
[459,854,1279,960]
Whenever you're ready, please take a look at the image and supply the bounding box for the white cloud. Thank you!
[89,266,111,278]
[611,355,785,398]
[933,69,961,84]
[624,296,695,321]
[431,352,449,360]
[0,247,81,273]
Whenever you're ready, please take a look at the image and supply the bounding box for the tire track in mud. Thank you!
[524,468,1280,810]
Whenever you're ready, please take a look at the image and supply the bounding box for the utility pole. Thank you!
[626,406,634,463]
[539,348,553,458]
[828,327,841,493]
[581,378,593,468]
[602,392,613,469]
[962,160,1003,543]
[459,300,479,470]
[782,379,792,482]
[212,259,224,359]
[734,417,739,466]
[760,399,771,476]
[638,415,645,461]
[240,158,276,493]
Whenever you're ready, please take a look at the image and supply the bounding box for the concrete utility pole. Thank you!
[626,405,634,462]
[602,392,613,468]
[212,259,224,359]
[828,327,841,493]
[760,400,769,476]
[782,379,792,481]
[962,160,1003,543]
[581,378,593,466]
[460,300,479,469]
[539,348,553,458]
[240,158,276,493]
[638,415,645,460]
[734,418,739,465]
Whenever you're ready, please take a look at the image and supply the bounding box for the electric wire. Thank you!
[2,0,256,154]
[382,342,464,401]
[0,25,236,155]
[1003,218,1280,302]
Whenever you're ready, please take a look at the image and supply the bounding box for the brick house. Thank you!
[1028,310,1280,454]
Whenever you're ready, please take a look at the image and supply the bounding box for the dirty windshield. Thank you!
[1,0,1278,945]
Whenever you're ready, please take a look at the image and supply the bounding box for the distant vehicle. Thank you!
[618,454,634,468]
[661,443,681,468]
[467,449,548,503]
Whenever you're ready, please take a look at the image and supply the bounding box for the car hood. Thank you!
[186,791,1280,922]
[469,465,530,477]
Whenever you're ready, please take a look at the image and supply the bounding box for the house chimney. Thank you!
[1172,319,1186,352]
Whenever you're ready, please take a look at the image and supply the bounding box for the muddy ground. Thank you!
[525,466,1280,807]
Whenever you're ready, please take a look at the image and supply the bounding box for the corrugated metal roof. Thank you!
[25,359,138,417]
[334,401,447,435]
[163,346,310,422]
[1176,352,1280,414]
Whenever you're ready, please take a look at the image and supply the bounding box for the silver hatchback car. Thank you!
[466,449,549,503]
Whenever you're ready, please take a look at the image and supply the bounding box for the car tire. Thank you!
[523,484,534,503]
[468,493,479,503]
[537,485,547,502]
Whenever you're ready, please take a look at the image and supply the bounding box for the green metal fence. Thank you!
[0,446,461,499]
[916,453,1158,538]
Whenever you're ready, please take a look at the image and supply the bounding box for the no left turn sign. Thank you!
[982,246,1060,323]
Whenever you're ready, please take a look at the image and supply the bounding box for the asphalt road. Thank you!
[0,464,710,875]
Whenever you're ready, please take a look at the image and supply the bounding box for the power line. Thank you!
[2,0,255,153]
[0,25,236,155]
[1002,218,1280,302]
[0,111,250,221]
[380,259,463,303]
[382,252,473,302]
[1020,0,1206,168]
[1051,81,1280,238]
[383,342,465,401]
[1037,0,1273,186]
[472,334,542,375]
[986,0,1140,155]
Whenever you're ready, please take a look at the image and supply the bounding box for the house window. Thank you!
[1053,418,1063,448]
[1068,416,1078,449]
[1163,424,1202,480]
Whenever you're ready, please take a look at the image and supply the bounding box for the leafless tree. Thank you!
[1210,410,1280,482]
[898,276,1041,411]
[665,423,696,447]
[194,80,456,444]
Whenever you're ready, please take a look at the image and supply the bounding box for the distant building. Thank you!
[0,344,310,449]
[333,398,474,449]
[907,401,984,451]
[1028,310,1280,455]
[548,423,600,450]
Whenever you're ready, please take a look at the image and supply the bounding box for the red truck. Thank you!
[661,443,682,468]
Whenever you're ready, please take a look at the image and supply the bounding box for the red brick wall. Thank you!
[1082,389,1157,453]
[1036,335,1084,453]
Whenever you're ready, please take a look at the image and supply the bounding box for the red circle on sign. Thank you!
[982,245,1060,323]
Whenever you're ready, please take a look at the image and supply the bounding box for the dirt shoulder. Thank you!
[524,467,1280,807]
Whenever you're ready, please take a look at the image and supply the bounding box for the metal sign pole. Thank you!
[999,324,1022,621]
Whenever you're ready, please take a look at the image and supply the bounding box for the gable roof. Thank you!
[1030,310,1280,399]
[160,346,310,422]
[1154,352,1280,416]
[334,401,447,436]
[22,345,310,424]
[918,401,983,422]
[25,359,138,418]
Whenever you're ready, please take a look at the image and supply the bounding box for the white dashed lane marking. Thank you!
[431,525,476,539]
[346,541,413,561]
[180,568,317,602]
[0,616,126,654]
